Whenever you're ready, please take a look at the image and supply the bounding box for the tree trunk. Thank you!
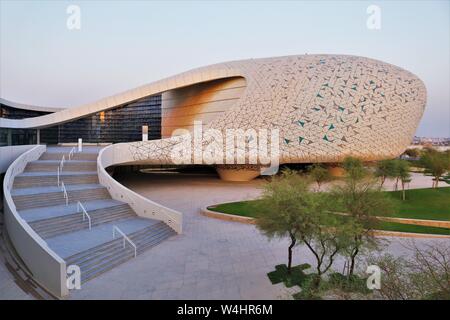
[402,181,406,200]
[435,177,439,188]
[287,233,296,274]
[380,176,385,187]
[349,242,359,276]
[312,273,321,289]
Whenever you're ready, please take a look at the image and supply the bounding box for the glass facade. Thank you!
[1,94,162,146]
[0,104,49,146]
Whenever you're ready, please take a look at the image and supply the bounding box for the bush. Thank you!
[325,272,371,294]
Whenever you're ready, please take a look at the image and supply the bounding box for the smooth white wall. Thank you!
[0,145,36,173]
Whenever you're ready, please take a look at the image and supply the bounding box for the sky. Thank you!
[0,0,449,137]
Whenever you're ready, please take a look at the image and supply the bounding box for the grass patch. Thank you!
[208,201,262,218]
[267,264,371,300]
[267,263,312,288]
[386,187,450,221]
[267,264,322,300]
[325,273,371,294]
[208,188,450,235]
[209,187,450,222]
[378,221,450,235]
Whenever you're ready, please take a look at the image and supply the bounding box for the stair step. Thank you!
[13,173,98,188]
[25,160,97,172]
[28,204,132,228]
[75,227,175,283]
[65,222,168,265]
[30,207,136,239]
[72,226,173,271]
[19,199,127,222]
[12,187,110,210]
[37,215,133,239]
[40,152,98,161]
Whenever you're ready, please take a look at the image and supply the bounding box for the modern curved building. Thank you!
[1,54,427,179]
[1,54,427,297]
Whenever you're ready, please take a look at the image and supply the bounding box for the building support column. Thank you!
[7,129,12,146]
[36,129,40,144]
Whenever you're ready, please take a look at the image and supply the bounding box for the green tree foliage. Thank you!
[404,148,420,158]
[299,202,359,287]
[308,164,332,191]
[332,156,394,276]
[395,160,411,200]
[420,148,450,188]
[254,170,315,274]
[368,242,450,300]
[255,168,360,288]
[375,159,398,187]
[342,156,368,180]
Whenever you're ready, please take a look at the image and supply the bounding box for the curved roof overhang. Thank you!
[0,98,64,114]
[0,62,244,129]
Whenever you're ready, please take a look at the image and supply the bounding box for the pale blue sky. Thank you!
[0,0,448,137]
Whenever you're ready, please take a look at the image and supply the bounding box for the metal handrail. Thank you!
[68,147,76,160]
[112,226,137,258]
[77,201,91,230]
[59,155,65,171]
[61,181,68,206]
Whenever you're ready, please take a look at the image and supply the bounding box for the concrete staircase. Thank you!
[10,146,175,287]
[65,222,174,283]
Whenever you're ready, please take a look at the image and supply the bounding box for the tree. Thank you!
[404,148,420,158]
[375,159,398,187]
[421,149,450,188]
[299,201,356,287]
[395,160,411,200]
[254,170,315,274]
[367,242,450,300]
[331,156,394,276]
[342,156,368,180]
[308,164,332,191]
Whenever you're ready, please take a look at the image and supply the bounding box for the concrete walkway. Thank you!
[0,206,33,300]
[69,172,449,300]
[0,250,32,300]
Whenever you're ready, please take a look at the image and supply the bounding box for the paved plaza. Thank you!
[67,171,446,300]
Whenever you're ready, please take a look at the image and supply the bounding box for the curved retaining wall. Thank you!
[0,145,36,173]
[2,145,68,298]
[97,143,182,234]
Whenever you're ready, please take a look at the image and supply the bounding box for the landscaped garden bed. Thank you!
[208,187,450,235]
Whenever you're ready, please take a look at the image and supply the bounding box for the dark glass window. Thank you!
[41,94,162,144]
[1,103,49,146]
[0,104,48,119]
[1,94,162,145]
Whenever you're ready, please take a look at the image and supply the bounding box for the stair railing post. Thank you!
[61,181,68,206]
[112,226,137,258]
[77,201,91,230]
